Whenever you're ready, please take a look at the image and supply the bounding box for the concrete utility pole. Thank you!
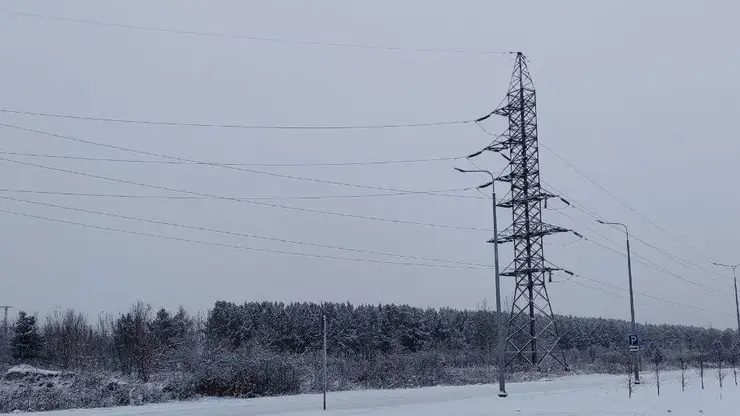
[597,220,640,384]
[711,262,740,334]
[454,167,507,397]
[1,306,11,337]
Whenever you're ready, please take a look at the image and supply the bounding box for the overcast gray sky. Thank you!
[0,0,738,329]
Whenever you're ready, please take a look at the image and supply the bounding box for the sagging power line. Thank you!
[0,194,491,269]
[1,9,514,56]
[573,274,733,317]
[551,209,732,298]
[0,122,484,200]
[541,178,727,281]
[0,207,488,271]
[538,141,716,263]
[0,107,481,130]
[0,150,461,167]
[0,187,479,201]
[0,156,490,232]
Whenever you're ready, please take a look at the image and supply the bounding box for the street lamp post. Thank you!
[711,262,740,334]
[454,167,507,397]
[597,220,640,384]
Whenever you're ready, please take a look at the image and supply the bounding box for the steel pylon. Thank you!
[485,53,569,369]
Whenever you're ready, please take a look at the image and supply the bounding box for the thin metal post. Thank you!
[625,230,640,384]
[454,167,506,397]
[323,314,327,411]
[597,220,639,383]
[491,178,507,397]
[711,263,740,336]
[733,267,740,334]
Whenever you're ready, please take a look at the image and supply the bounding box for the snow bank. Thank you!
[4,365,64,380]
[15,370,740,416]
[0,370,195,413]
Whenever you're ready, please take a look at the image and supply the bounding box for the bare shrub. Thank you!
[43,309,93,370]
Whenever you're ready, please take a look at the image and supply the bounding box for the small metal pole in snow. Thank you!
[323,313,328,411]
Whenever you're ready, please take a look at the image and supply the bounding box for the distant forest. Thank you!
[1,300,737,410]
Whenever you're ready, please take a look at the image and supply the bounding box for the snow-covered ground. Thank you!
[18,370,738,415]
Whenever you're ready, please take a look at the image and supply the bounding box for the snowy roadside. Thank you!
[15,370,740,416]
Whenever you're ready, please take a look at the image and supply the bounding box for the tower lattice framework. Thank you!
[485,52,569,369]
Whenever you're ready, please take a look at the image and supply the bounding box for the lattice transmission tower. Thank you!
[474,52,571,369]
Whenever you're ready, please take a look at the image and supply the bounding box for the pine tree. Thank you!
[12,311,43,361]
[152,308,176,350]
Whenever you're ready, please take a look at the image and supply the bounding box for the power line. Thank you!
[570,199,726,279]
[0,122,484,200]
[551,209,732,298]
[472,124,729,294]
[0,157,489,232]
[0,108,478,130]
[547,237,583,248]
[0,194,491,269]
[549,257,731,315]
[1,10,514,56]
[569,279,626,300]
[464,157,511,201]
[474,120,507,148]
[542,179,728,281]
[576,274,734,317]
[0,207,488,271]
[569,278,733,318]
[0,187,477,201]
[0,150,460,167]
[539,141,716,262]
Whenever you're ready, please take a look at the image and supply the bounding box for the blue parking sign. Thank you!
[628,334,639,351]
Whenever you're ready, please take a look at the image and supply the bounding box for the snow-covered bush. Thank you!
[0,365,197,413]
[193,345,301,397]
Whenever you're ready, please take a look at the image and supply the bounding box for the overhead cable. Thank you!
[1,10,514,56]
[0,157,489,232]
[0,207,488,270]
[539,141,715,262]
[0,187,477,201]
[0,122,484,200]
[0,150,460,167]
[0,194,491,269]
[0,108,478,130]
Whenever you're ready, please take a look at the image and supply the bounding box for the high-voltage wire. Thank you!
[0,108,479,130]
[0,187,478,201]
[0,207,489,271]
[1,10,513,56]
[0,122,482,200]
[0,157,489,232]
[570,280,626,299]
[0,194,491,269]
[0,150,461,167]
[552,209,732,298]
[539,141,715,263]
[541,179,726,280]
[574,274,734,317]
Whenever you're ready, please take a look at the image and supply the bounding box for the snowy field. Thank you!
[19,371,738,415]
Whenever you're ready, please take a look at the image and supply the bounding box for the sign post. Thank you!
[628,334,640,384]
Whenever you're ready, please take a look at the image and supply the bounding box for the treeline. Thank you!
[204,301,738,372]
[1,303,203,380]
[1,300,738,400]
